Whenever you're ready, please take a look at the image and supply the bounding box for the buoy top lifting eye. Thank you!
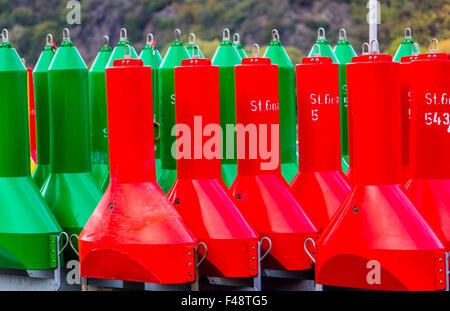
[223,28,230,41]
[120,28,127,41]
[251,43,260,57]
[146,33,153,45]
[272,29,280,41]
[188,33,195,45]
[123,44,132,59]
[404,27,412,39]
[63,28,70,41]
[370,39,380,54]
[339,28,347,40]
[46,33,53,45]
[103,35,110,47]
[312,43,321,57]
[429,38,439,53]
[361,42,370,55]
[174,28,182,41]
[317,27,326,40]
[233,33,240,44]
[191,44,201,59]
[2,28,9,42]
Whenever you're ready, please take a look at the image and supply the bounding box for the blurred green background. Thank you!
[1,0,449,66]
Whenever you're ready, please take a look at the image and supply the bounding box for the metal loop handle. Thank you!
[63,28,70,41]
[370,39,380,54]
[103,35,109,47]
[120,28,127,41]
[146,33,154,45]
[233,33,240,44]
[46,34,53,45]
[272,29,279,41]
[154,121,160,141]
[318,27,326,39]
[312,43,321,57]
[259,237,272,262]
[195,242,208,268]
[124,44,132,59]
[174,28,181,41]
[429,38,439,53]
[339,28,347,40]
[69,234,79,257]
[223,28,230,41]
[188,33,196,44]
[191,44,201,59]
[304,238,316,263]
[361,42,370,55]
[58,232,70,255]
[404,27,412,39]
[251,43,260,57]
[2,29,8,42]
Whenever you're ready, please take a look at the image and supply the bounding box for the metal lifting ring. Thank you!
[339,28,347,40]
[174,28,182,41]
[361,42,370,55]
[223,28,230,41]
[188,33,196,44]
[103,35,109,47]
[370,39,380,54]
[318,27,326,39]
[154,121,161,141]
[69,234,79,257]
[195,242,208,268]
[46,33,53,46]
[1,29,8,42]
[404,27,412,39]
[233,33,240,44]
[251,43,260,57]
[312,43,321,57]
[272,29,279,41]
[259,237,272,262]
[429,38,439,53]
[191,44,201,59]
[120,28,127,41]
[58,232,70,256]
[63,28,70,41]
[304,238,316,264]
[146,33,154,45]
[124,44,132,59]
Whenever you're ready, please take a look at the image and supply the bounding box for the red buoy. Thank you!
[405,41,450,251]
[230,47,318,271]
[78,52,197,284]
[315,44,446,291]
[290,52,350,233]
[168,56,259,278]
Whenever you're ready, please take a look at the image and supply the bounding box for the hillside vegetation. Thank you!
[0,0,448,66]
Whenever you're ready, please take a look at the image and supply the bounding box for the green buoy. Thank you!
[263,29,298,182]
[32,34,55,189]
[0,29,62,270]
[187,33,205,58]
[106,28,138,68]
[393,27,419,62]
[233,33,247,59]
[212,28,242,187]
[139,33,163,176]
[308,27,338,63]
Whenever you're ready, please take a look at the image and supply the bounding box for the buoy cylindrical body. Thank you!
[315,53,446,291]
[79,58,197,284]
[32,39,55,188]
[0,34,61,270]
[230,56,318,271]
[333,32,357,173]
[89,41,112,192]
[212,31,242,187]
[290,56,350,233]
[263,35,298,182]
[406,52,450,251]
[158,37,190,193]
[43,33,101,247]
